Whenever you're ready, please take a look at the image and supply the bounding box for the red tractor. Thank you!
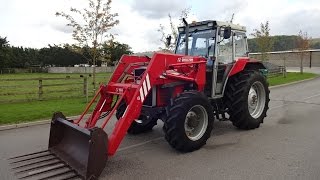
[10,19,270,179]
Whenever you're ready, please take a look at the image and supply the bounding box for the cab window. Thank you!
[234,32,247,58]
[217,30,233,64]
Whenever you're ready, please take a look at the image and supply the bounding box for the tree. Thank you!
[39,45,87,67]
[297,30,310,74]
[0,36,9,68]
[251,21,273,61]
[56,0,119,90]
[248,35,306,52]
[311,41,320,49]
[0,36,9,48]
[102,37,133,66]
[158,8,190,51]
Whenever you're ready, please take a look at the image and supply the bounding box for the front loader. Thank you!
[9,19,270,179]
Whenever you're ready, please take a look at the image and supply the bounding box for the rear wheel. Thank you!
[116,101,157,134]
[163,91,214,152]
[224,70,270,129]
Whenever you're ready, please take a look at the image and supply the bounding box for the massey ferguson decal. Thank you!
[178,57,194,62]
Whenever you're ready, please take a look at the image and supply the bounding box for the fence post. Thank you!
[38,79,43,100]
[83,76,88,102]
[309,51,312,68]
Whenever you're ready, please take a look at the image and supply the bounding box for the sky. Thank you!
[0,0,320,52]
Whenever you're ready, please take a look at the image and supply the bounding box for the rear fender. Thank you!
[228,58,266,77]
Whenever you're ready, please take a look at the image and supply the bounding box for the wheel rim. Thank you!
[248,81,266,119]
[184,105,208,141]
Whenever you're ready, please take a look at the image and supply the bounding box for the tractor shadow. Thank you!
[276,102,302,125]
[212,120,241,136]
[100,121,243,178]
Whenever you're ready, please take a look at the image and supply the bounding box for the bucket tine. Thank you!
[14,161,62,174]
[18,164,67,179]
[10,153,53,164]
[37,169,75,180]
[12,157,57,169]
[60,174,81,180]
[9,150,49,160]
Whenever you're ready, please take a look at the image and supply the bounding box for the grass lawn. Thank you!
[267,72,318,86]
[0,98,90,125]
[0,73,111,102]
[0,72,318,125]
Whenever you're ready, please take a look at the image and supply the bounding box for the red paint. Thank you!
[228,58,260,77]
[72,52,207,156]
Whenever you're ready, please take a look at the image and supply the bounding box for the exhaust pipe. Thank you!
[182,18,189,56]
[9,112,108,180]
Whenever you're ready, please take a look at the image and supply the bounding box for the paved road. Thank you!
[1,77,320,180]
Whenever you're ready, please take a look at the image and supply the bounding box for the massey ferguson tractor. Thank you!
[10,19,270,179]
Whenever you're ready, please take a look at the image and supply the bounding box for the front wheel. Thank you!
[163,91,214,152]
[224,70,270,129]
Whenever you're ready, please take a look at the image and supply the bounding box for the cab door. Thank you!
[213,28,234,96]
[213,29,248,97]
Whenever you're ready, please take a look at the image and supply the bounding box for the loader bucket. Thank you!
[9,112,108,180]
[48,112,108,179]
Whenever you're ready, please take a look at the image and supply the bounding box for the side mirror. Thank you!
[166,35,172,47]
[223,27,232,39]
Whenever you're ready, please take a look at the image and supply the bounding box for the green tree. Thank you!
[297,30,310,74]
[56,0,119,90]
[248,35,302,52]
[272,35,298,51]
[311,42,320,49]
[251,21,273,60]
[39,45,86,67]
[0,36,10,68]
[102,38,133,66]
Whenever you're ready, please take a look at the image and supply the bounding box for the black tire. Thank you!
[163,91,214,152]
[116,101,157,134]
[224,70,270,129]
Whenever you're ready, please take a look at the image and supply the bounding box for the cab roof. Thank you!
[184,20,246,32]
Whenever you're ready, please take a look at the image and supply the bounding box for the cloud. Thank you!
[272,8,320,37]
[131,0,188,19]
[1,0,320,52]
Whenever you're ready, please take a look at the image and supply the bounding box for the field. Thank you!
[0,73,111,102]
[0,72,317,125]
[0,73,111,125]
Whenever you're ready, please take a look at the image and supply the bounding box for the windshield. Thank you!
[175,29,216,57]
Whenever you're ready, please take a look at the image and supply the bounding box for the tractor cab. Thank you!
[173,20,248,98]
